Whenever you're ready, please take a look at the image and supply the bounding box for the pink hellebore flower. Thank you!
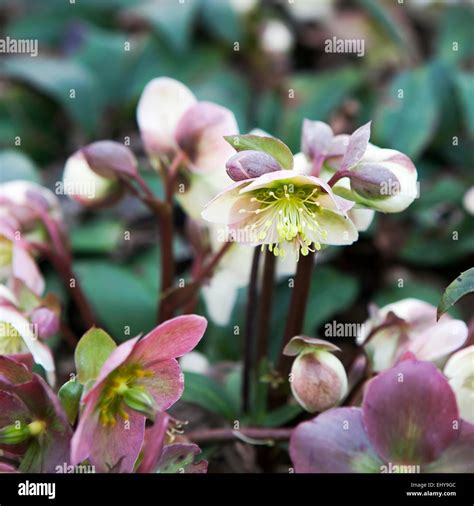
[0,283,56,382]
[71,315,207,473]
[202,170,358,258]
[290,359,474,473]
[0,357,72,473]
[357,298,468,372]
[136,77,238,173]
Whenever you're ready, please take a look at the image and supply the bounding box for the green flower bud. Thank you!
[123,387,156,421]
[0,423,31,445]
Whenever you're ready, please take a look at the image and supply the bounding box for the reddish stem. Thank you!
[327,169,352,187]
[256,249,276,364]
[187,427,293,445]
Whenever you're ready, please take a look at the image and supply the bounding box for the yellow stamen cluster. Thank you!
[98,363,152,426]
[239,184,328,258]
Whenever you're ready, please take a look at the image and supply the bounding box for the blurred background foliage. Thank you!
[0,0,473,414]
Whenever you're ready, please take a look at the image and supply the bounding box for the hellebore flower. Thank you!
[202,170,358,258]
[357,298,468,372]
[71,315,207,472]
[444,346,474,424]
[0,357,72,473]
[283,336,348,413]
[300,120,418,213]
[137,412,207,474]
[62,141,137,208]
[290,359,473,473]
[0,283,56,381]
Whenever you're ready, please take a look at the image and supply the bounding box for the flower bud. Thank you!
[0,423,31,445]
[81,141,137,179]
[137,77,197,156]
[226,150,281,181]
[175,102,238,173]
[347,146,418,213]
[123,387,157,421]
[62,150,122,208]
[284,336,347,413]
[30,307,59,339]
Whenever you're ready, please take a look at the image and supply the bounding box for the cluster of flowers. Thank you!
[1,74,472,474]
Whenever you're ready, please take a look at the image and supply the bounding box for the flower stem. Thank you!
[187,427,293,445]
[157,204,175,323]
[327,169,353,187]
[256,249,276,364]
[242,247,261,414]
[278,251,315,377]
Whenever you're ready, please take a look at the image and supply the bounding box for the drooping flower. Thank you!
[202,170,358,258]
[284,336,348,413]
[71,315,207,472]
[444,346,474,424]
[0,282,57,381]
[357,298,468,372]
[62,141,137,207]
[0,357,72,473]
[290,359,473,473]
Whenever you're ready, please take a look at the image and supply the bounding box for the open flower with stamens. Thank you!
[0,357,71,472]
[202,171,358,258]
[71,315,207,472]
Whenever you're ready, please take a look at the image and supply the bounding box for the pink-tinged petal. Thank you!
[0,305,54,375]
[317,193,354,214]
[327,134,350,157]
[12,245,44,296]
[239,171,326,193]
[71,393,145,472]
[406,319,467,362]
[135,359,183,411]
[131,315,207,365]
[301,119,334,160]
[0,462,18,472]
[340,122,371,170]
[315,209,358,245]
[137,77,196,155]
[363,360,459,464]
[155,443,208,473]
[14,375,72,472]
[175,102,238,173]
[82,140,137,178]
[137,412,169,473]
[424,421,474,473]
[0,356,32,384]
[283,335,341,356]
[201,180,252,224]
[0,390,30,426]
[289,408,383,473]
[83,336,140,404]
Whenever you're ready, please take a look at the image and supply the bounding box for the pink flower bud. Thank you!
[30,307,59,339]
[81,140,137,178]
[349,163,398,199]
[284,336,347,413]
[226,150,281,181]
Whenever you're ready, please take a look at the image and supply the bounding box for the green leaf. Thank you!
[71,219,124,254]
[74,327,117,385]
[58,379,83,424]
[181,372,237,420]
[454,71,474,137]
[374,66,437,159]
[200,0,241,43]
[437,268,474,320]
[0,56,101,134]
[436,6,474,64]
[74,260,157,340]
[280,68,363,152]
[224,134,294,170]
[0,149,40,183]
[126,0,198,53]
[260,404,303,428]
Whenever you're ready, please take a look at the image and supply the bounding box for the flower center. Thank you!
[98,363,152,426]
[240,184,328,257]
